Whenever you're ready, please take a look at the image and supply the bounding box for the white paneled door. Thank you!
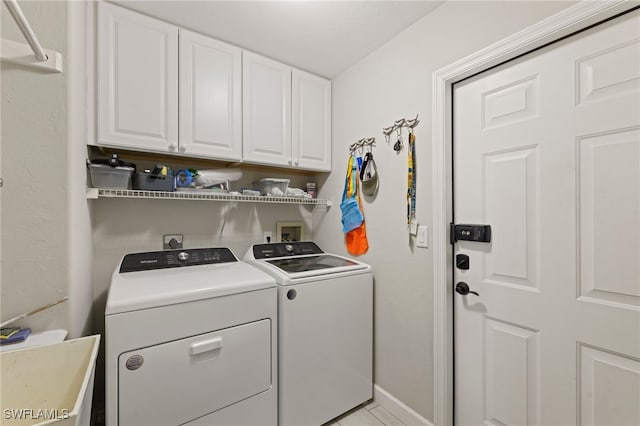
[453,10,640,426]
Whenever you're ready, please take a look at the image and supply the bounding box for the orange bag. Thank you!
[346,221,368,256]
[345,163,369,256]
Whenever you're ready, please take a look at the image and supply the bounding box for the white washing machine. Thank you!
[105,247,277,426]
[244,242,373,426]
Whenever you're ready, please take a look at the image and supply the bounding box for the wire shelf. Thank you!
[89,188,332,206]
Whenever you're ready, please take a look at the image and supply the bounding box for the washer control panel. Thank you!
[252,242,323,259]
[120,248,237,273]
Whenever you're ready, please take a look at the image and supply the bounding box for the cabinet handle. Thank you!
[294,159,299,166]
[179,144,187,153]
[189,337,223,356]
[168,143,177,151]
[288,159,292,165]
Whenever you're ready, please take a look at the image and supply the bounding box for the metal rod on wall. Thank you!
[3,0,48,61]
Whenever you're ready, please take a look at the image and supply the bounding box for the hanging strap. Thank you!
[360,152,372,181]
[407,131,416,227]
[342,155,358,201]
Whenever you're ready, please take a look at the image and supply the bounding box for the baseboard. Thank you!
[373,385,433,426]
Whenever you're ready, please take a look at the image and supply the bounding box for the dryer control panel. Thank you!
[120,248,237,273]
[252,242,323,259]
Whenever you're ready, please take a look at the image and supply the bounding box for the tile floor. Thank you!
[325,401,406,426]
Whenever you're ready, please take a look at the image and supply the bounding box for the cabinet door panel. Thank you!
[292,69,331,171]
[242,51,291,167]
[179,30,242,160]
[98,2,178,151]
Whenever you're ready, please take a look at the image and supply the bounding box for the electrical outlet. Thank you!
[163,234,183,250]
[263,231,273,244]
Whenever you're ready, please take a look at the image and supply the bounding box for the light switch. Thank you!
[416,226,429,248]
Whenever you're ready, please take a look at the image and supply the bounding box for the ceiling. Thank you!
[113,1,444,78]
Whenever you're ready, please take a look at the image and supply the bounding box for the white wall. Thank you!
[1,1,70,332]
[317,1,574,422]
[67,0,95,339]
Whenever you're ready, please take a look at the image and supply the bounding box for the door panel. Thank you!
[98,2,178,150]
[579,344,640,426]
[179,29,242,160]
[482,75,539,129]
[578,128,640,307]
[292,69,332,171]
[577,39,640,106]
[484,318,540,426]
[242,51,292,167]
[483,146,539,290]
[454,10,640,426]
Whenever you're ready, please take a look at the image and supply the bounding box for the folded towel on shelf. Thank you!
[286,188,312,198]
[194,168,242,187]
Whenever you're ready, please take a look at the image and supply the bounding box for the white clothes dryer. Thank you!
[244,242,373,426]
[105,247,277,426]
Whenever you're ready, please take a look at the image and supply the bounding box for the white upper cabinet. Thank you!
[243,52,332,171]
[96,3,331,171]
[242,51,292,167]
[97,5,241,160]
[98,2,178,152]
[292,69,331,171]
[179,30,242,160]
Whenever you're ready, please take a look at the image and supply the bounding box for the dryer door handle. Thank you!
[190,337,223,355]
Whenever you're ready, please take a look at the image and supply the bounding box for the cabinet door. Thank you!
[292,69,332,171]
[179,30,242,160]
[98,2,178,151]
[242,51,292,167]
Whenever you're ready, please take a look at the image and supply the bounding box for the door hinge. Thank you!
[450,223,491,244]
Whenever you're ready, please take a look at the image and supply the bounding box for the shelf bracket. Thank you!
[1,38,63,73]
[1,0,63,73]
[86,187,99,199]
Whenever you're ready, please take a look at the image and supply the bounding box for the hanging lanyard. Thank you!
[407,131,416,229]
[343,155,358,200]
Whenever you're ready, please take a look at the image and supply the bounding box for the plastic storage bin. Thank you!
[255,178,290,196]
[132,172,175,192]
[88,164,134,189]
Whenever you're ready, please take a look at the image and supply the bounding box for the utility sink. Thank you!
[0,335,100,426]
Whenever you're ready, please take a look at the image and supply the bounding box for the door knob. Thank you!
[455,282,479,296]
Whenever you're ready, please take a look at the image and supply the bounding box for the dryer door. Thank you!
[118,319,271,425]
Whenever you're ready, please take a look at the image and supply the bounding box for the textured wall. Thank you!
[317,1,574,421]
[1,1,69,332]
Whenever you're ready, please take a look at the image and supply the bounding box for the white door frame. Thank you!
[431,1,637,425]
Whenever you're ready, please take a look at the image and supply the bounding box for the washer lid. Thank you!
[106,249,276,315]
[266,254,359,273]
[258,254,370,282]
[244,243,371,285]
